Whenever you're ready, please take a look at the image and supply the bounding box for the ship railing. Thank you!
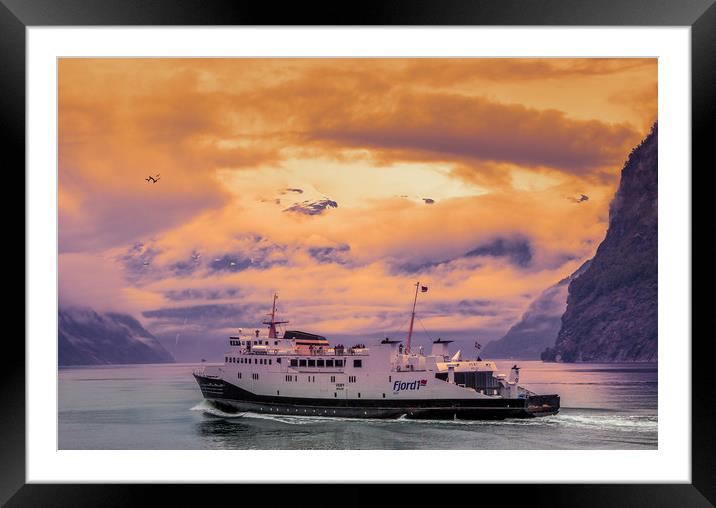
[193,368,215,377]
[295,348,369,356]
[241,347,371,357]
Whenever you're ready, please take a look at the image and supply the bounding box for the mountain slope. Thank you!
[59,308,174,366]
[542,124,658,362]
[482,260,591,359]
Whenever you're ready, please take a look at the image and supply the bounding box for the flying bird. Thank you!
[567,194,589,203]
[145,174,161,184]
[423,198,435,204]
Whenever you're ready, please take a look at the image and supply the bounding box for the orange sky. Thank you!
[58,58,657,354]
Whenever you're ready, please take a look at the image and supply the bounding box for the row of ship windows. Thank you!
[226,357,364,369]
[290,358,363,368]
[226,357,277,365]
[248,374,359,384]
[229,339,280,347]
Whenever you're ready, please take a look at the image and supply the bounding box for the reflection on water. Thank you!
[59,361,657,450]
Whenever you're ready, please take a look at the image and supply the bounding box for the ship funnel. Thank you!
[431,338,452,358]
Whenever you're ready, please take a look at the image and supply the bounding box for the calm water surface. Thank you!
[58,361,657,449]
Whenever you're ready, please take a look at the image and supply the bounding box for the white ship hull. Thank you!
[194,372,558,419]
[193,293,560,420]
[193,352,559,420]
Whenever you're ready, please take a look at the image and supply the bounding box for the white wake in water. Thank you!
[555,413,657,430]
[190,400,656,431]
[240,411,371,425]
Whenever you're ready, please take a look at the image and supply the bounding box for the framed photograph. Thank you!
[6,0,709,504]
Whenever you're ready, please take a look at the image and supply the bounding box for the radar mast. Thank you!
[263,293,289,338]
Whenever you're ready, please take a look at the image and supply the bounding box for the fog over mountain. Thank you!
[59,308,174,366]
[482,259,591,359]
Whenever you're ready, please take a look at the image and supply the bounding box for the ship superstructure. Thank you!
[194,287,559,420]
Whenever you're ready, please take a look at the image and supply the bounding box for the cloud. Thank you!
[59,252,163,314]
[308,93,639,173]
[396,237,533,274]
[401,58,656,85]
[308,244,351,265]
[162,287,243,301]
[113,233,293,283]
[57,58,655,359]
[143,303,262,325]
[422,299,497,317]
[465,238,533,267]
[609,82,658,131]
[58,59,278,253]
[59,58,654,255]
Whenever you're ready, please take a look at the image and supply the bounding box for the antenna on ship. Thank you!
[263,292,289,339]
[406,281,428,353]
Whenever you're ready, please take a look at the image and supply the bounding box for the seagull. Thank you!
[145,174,161,184]
[567,194,589,203]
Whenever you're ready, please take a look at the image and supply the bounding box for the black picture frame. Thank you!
[4,0,708,505]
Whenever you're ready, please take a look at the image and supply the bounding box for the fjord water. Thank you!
[58,361,657,450]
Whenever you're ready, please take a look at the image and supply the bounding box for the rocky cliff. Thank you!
[482,260,591,359]
[59,308,174,366]
[542,124,658,362]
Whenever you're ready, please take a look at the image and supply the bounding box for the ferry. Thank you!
[193,284,560,420]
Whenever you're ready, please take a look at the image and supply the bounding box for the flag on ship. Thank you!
[421,285,428,292]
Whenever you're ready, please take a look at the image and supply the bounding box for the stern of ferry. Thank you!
[524,394,560,417]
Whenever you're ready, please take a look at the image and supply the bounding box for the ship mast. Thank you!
[263,293,288,339]
[406,281,421,354]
